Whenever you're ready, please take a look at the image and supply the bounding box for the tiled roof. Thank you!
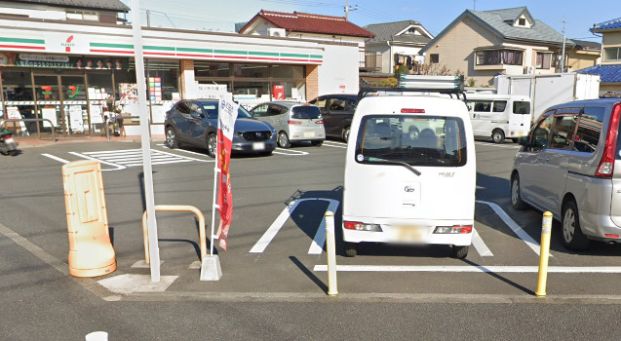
[578,64,621,83]
[241,10,374,38]
[571,39,601,51]
[365,20,432,45]
[592,17,621,33]
[6,0,129,11]
[471,7,571,45]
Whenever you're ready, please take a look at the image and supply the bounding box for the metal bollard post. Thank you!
[535,211,553,297]
[325,211,338,296]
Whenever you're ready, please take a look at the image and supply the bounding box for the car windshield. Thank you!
[291,106,321,119]
[194,101,252,119]
[355,115,467,167]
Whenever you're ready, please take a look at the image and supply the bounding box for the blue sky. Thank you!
[129,0,616,41]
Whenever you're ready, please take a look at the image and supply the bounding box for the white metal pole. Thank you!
[131,0,160,283]
[560,20,566,73]
[325,211,338,296]
[209,122,219,256]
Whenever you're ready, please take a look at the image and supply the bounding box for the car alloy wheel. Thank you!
[561,200,590,250]
[278,132,291,148]
[207,134,217,158]
[492,129,505,144]
[165,127,177,148]
[562,208,576,244]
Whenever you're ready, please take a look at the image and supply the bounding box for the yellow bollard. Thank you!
[325,211,338,296]
[535,211,553,297]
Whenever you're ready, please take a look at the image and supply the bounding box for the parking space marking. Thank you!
[476,200,546,257]
[273,148,309,156]
[475,142,520,150]
[472,228,494,257]
[41,153,70,164]
[250,198,337,254]
[307,199,340,255]
[156,144,213,158]
[322,141,348,149]
[69,152,127,171]
[313,265,621,273]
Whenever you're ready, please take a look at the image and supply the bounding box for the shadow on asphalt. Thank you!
[462,259,533,295]
[290,256,327,293]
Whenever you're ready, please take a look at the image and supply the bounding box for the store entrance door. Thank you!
[34,74,89,135]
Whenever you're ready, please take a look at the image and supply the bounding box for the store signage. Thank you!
[45,33,89,54]
[19,53,69,62]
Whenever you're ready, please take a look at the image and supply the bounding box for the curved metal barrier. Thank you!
[142,205,207,265]
[0,118,56,141]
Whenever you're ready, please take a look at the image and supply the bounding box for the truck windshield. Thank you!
[355,115,467,167]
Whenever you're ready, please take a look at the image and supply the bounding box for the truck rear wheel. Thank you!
[492,129,505,144]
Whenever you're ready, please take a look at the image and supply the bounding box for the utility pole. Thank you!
[473,0,477,10]
[146,9,151,28]
[560,19,566,73]
[344,0,349,20]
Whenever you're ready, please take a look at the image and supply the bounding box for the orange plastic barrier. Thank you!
[62,160,116,277]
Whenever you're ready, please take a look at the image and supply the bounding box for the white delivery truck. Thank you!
[343,76,476,259]
[495,73,600,120]
[466,93,531,143]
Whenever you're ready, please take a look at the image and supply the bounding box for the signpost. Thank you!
[130,0,161,283]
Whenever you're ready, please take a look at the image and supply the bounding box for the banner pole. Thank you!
[209,105,220,256]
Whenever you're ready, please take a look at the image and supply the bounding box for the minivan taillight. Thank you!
[596,103,621,178]
[288,120,302,125]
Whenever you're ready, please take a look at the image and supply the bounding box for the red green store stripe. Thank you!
[89,42,322,63]
[0,37,45,51]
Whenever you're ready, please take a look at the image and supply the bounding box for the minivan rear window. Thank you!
[574,107,605,154]
[291,106,321,119]
[355,115,467,167]
[513,101,530,115]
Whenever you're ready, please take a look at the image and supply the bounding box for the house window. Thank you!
[536,52,553,69]
[405,27,419,35]
[605,47,621,62]
[66,10,99,21]
[518,18,526,26]
[475,50,523,65]
[430,54,439,64]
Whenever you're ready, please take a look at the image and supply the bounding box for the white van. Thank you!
[343,91,476,258]
[466,94,531,143]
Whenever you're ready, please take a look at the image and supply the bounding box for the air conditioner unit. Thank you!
[523,66,535,75]
[268,28,286,37]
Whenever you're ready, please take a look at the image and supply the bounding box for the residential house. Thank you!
[363,20,434,74]
[579,17,621,95]
[567,40,601,72]
[238,10,374,68]
[0,0,128,24]
[420,7,578,86]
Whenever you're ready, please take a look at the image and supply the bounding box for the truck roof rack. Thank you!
[358,75,467,101]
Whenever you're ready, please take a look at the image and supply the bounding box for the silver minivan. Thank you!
[250,101,326,148]
[511,98,621,250]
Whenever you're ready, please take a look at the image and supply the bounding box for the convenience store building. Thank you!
[0,15,359,136]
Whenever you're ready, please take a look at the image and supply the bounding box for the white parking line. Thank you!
[307,199,340,255]
[476,200,546,257]
[273,148,309,156]
[157,144,212,158]
[475,142,520,149]
[41,153,70,164]
[249,201,297,253]
[313,265,621,273]
[69,152,127,171]
[322,142,347,149]
[472,228,493,257]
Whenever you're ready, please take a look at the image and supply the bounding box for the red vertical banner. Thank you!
[272,84,285,100]
[216,98,238,251]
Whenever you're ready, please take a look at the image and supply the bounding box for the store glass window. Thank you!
[2,70,37,134]
[195,62,231,78]
[234,64,268,78]
[271,64,304,79]
[272,80,306,102]
[146,59,179,102]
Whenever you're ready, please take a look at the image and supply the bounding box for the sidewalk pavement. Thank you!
[14,134,165,148]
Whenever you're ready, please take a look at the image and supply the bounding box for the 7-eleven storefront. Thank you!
[0,18,359,136]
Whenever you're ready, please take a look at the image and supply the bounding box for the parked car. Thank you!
[511,98,621,250]
[342,83,476,259]
[164,99,277,157]
[466,93,531,143]
[309,94,358,142]
[249,101,325,148]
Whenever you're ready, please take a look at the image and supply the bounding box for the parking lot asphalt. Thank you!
[4,139,621,303]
